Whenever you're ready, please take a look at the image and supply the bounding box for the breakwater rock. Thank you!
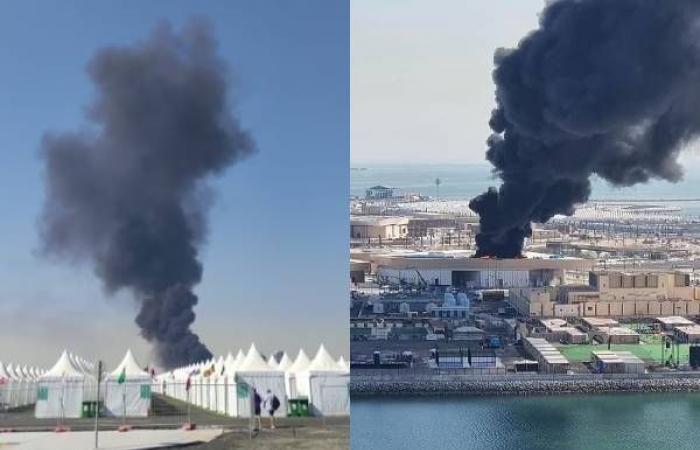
[350,376,700,397]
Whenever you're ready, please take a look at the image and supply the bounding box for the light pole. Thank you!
[94,360,102,449]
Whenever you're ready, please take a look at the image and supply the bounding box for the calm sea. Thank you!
[352,393,700,450]
[350,163,700,216]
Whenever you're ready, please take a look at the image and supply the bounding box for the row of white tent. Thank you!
[0,361,46,408]
[153,343,349,417]
[33,350,153,419]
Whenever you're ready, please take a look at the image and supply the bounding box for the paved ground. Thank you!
[0,429,223,449]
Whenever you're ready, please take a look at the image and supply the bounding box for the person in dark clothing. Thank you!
[253,389,262,431]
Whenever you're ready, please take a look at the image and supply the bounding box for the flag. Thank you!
[117,367,126,384]
[203,364,215,378]
[185,376,191,392]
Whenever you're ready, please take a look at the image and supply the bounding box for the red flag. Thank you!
[185,376,191,392]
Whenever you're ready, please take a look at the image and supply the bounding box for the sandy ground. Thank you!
[0,428,223,449]
[186,425,349,449]
[0,396,349,449]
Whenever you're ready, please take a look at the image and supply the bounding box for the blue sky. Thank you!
[0,0,348,368]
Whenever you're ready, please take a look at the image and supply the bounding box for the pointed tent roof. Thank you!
[287,349,311,373]
[110,349,148,377]
[0,361,10,379]
[308,344,343,372]
[7,363,21,380]
[277,353,292,371]
[43,350,86,378]
[223,352,237,376]
[237,344,275,372]
[337,356,349,372]
[234,349,246,367]
[267,355,279,369]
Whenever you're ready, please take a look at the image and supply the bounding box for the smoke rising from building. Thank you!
[39,21,254,368]
[470,0,700,257]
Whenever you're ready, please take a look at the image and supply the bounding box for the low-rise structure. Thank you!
[656,316,694,331]
[596,326,640,344]
[522,337,570,374]
[537,318,588,343]
[452,326,485,341]
[673,325,700,344]
[592,351,645,374]
[581,317,619,330]
[350,216,410,240]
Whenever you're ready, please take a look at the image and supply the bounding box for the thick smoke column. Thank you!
[39,21,254,367]
[470,0,700,257]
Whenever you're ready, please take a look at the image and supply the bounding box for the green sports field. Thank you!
[556,335,688,364]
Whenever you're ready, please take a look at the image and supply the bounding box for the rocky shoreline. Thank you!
[350,377,700,397]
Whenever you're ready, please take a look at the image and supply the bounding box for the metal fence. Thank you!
[351,367,510,377]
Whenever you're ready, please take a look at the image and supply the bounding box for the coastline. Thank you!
[350,373,700,397]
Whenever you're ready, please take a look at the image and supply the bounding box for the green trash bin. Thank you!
[81,402,93,418]
[81,401,102,418]
[288,398,310,417]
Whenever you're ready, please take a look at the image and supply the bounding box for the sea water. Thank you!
[352,393,700,449]
[351,163,700,217]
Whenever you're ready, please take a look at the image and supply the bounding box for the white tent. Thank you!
[285,349,311,398]
[104,349,151,417]
[303,345,350,416]
[337,356,350,372]
[234,350,246,367]
[234,344,287,418]
[277,353,292,372]
[208,356,228,415]
[35,350,94,419]
[223,352,237,376]
[0,361,11,408]
[221,350,243,417]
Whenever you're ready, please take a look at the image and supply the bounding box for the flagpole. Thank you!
[122,383,126,427]
[187,391,191,425]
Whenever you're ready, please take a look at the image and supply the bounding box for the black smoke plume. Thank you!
[39,21,254,368]
[470,0,700,257]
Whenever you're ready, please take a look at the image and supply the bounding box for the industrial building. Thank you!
[426,293,470,320]
[510,270,700,318]
[351,251,595,289]
[350,216,410,240]
[365,185,394,199]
